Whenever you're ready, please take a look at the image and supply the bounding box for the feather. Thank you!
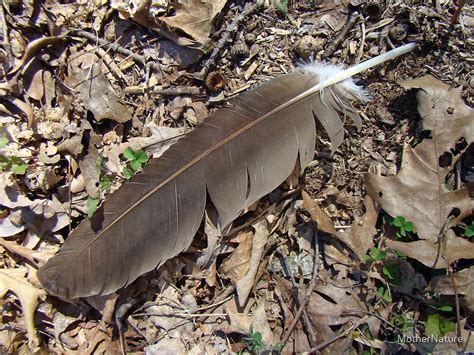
[38,44,416,298]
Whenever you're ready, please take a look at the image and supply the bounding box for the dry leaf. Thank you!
[302,190,336,234]
[0,239,53,268]
[66,63,132,123]
[8,36,64,76]
[235,220,269,306]
[335,195,380,261]
[220,231,252,282]
[429,266,474,311]
[0,267,45,348]
[366,76,473,267]
[159,0,227,44]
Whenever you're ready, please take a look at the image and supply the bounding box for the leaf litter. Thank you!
[0,0,473,353]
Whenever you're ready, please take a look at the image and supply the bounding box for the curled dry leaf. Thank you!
[365,76,474,268]
[0,267,45,348]
[8,36,64,76]
[235,220,269,307]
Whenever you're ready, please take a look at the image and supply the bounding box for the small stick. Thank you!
[324,12,360,58]
[195,2,261,80]
[281,229,320,347]
[281,253,318,348]
[450,0,468,25]
[124,86,201,96]
[70,29,162,71]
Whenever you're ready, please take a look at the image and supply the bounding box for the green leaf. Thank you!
[425,314,456,337]
[393,216,405,227]
[123,167,133,180]
[11,160,28,175]
[363,255,373,263]
[404,221,414,232]
[100,175,114,191]
[438,305,453,312]
[370,247,386,261]
[87,197,100,218]
[135,150,148,163]
[123,147,135,161]
[253,332,262,342]
[382,265,395,280]
[464,222,474,237]
[130,160,142,171]
[0,135,8,148]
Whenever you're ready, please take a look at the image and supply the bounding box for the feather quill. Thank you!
[38,44,415,298]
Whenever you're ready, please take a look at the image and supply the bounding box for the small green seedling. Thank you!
[100,174,115,192]
[382,263,400,287]
[391,313,414,334]
[376,286,392,303]
[0,154,28,175]
[276,0,288,15]
[122,147,148,180]
[425,314,455,337]
[392,216,414,237]
[242,326,264,353]
[464,221,474,238]
[363,246,387,263]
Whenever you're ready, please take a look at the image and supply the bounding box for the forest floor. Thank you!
[0,0,473,353]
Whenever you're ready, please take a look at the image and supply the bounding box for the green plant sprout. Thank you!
[463,221,474,238]
[376,286,392,303]
[382,263,400,287]
[392,216,414,238]
[276,0,288,15]
[242,326,264,353]
[122,147,148,180]
[363,247,387,263]
[391,313,414,334]
[0,134,28,175]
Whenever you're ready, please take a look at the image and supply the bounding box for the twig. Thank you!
[70,29,162,71]
[124,86,201,96]
[281,229,320,348]
[195,2,261,80]
[324,12,360,58]
[450,0,468,25]
[355,15,366,64]
[281,252,318,348]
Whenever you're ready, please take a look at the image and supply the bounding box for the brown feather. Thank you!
[37,66,364,298]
